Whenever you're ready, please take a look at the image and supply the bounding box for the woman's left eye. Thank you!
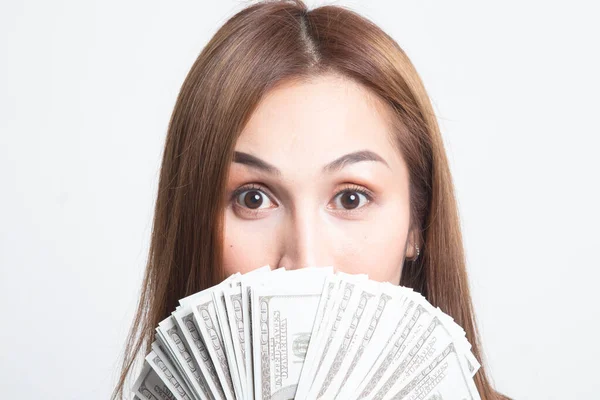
[330,187,372,211]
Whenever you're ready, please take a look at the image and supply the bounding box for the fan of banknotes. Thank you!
[132,265,482,400]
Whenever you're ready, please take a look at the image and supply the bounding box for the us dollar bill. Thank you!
[223,281,246,387]
[386,342,481,400]
[157,316,213,400]
[308,280,382,399]
[296,272,369,397]
[372,307,481,400]
[223,265,273,400]
[294,275,342,399]
[133,362,174,400]
[134,267,482,400]
[146,345,193,400]
[251,268,333,400]
[177,276,240,400]
[172,307,226,400]
[213,283,245,400]
[190,294,236,400]
[350,302,433,400]
[334,287,414,398]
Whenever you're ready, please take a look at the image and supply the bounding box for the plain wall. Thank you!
[1,0,598,398]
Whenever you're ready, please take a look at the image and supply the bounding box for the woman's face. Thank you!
[223,74,416,284]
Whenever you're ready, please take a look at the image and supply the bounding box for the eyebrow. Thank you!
[232,149,390,176]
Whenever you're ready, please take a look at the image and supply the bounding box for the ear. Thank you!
[404,228,418,260]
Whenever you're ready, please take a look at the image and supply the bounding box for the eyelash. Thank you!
[230,183,374,215]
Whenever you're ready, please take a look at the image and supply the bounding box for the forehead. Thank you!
[235,74,403,174]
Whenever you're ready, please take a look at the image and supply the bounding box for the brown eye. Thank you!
[340,192,360,209]
[234,188,274,210]
[333,190,370,211]
[242,190,262,209]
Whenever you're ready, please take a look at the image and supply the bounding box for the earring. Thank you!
[414,244,420,261]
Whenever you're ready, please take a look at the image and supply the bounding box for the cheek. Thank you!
[333,210,409,284]
[222,209,278,275]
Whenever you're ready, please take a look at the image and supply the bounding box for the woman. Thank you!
[112,1,509,398]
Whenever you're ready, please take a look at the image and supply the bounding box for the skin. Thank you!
[222,73,417,284]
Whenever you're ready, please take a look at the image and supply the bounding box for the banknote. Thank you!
[369,315,465,400]
[189,291,237,400]
[298,273,372,398]
[131,267,481,400]
[226,265,272,400]
[251,267,334,400]
[146,345,192,400]
[172,305,226,400]
[307,279,383,399]
[349,302,435,400]
[213,282,245,399]
[156,316,212,399]
[223,280,247,394]
[133,362,175,400]
[293,274,342,399]
[333,288,413,399]
[385,342,480,400]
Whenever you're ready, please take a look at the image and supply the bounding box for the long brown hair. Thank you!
[111,1,508,398]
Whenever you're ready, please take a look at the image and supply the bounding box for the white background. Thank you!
[1,1,598,398]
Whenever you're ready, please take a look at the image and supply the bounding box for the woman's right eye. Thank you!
[233,186,275,211]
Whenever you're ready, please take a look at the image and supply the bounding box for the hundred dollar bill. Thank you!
[333,286,413,398]
[349,300,434,400]
[154,327,200,399]
[157,316,212,400]
[223,281,246,393]
[152,341,196,398]
[146,346,193,400]
[187,292,236,400]
[212,281,245,400]
[295,272,368,398]
[133,361,174,400]
[172,306,226,400]
[224,264,272,400]
[242,266,331,399]
[307,279,383,399]
[251,268,332,400]
[371,303,482,400]
[369,315,458,400]
[242,267,289,400]
[294,274,342,399]
[385,342,481,400]
[434,308,481,378]
[178,275,240,400]
[134,267,481,400]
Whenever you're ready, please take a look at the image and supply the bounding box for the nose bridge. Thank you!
[278,205,325,270]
